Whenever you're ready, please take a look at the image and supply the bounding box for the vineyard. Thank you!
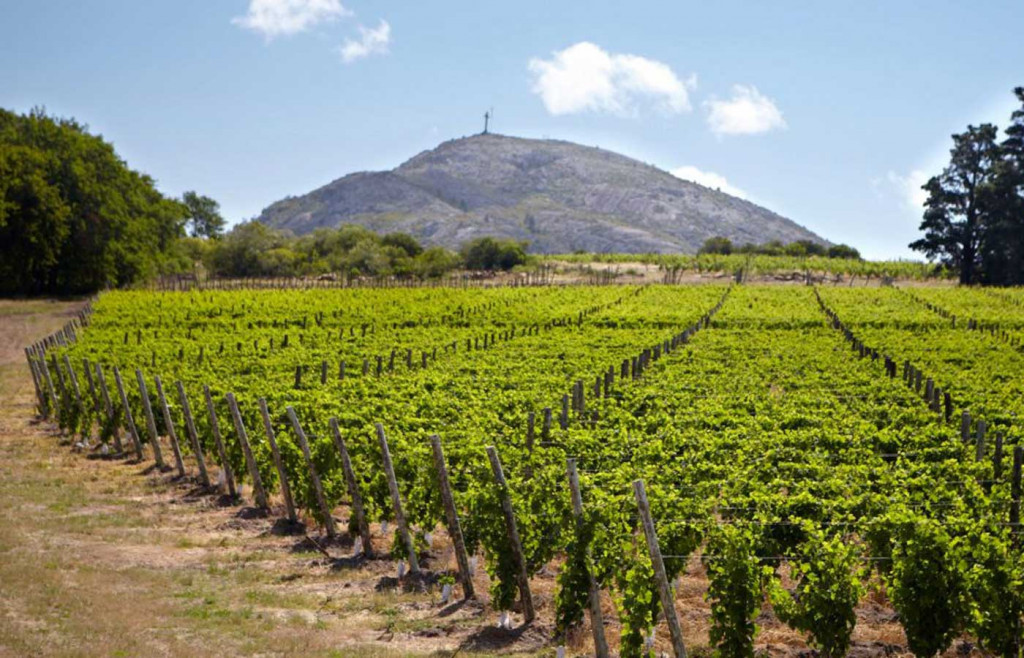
[23,282,1024,657]
[543,254,942,282]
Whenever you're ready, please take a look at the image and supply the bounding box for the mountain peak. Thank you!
[258,133,826,253]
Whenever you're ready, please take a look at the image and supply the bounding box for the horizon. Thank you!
[2,1,1022,260]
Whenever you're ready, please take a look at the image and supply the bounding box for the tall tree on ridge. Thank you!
[980,88,1024,284]
[182,190,225,239]
[910,123,1000,284]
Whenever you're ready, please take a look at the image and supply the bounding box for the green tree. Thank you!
[910,124,1000,284]
[783,239,827,257]
[335,224,379,250]
[343,238,391,276]
[414,246,460,278]
[0,143,72,294]
[381,232,423,257]
[827,243,861,259]
[698,236,733,255]
[182,191,226,239]
[979,87,1024,284]
[208,223,461,280]
[461,237,528,270]
[207,221,288,277]
[0,107,188,295]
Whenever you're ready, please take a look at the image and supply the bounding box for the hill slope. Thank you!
[258,133,826,253]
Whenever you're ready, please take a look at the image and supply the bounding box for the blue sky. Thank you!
[2,1,1022,259]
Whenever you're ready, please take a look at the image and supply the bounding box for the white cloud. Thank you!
[704,85,786,136]
[671,166,748,199]
[528,42,696,116]
[883,170,930,209]
[340,20,391,63]
[233,0,351,40]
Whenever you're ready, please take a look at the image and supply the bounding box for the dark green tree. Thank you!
[783,239,828,257]
[979,88,1024,284]
[204,222,459,280]
[461,237,528,270]
[827,243,861,259]
[207,221,288,277]
[415,246,460,277]
[0,107,188,295]
[698,236,733,255]
[182,191,226,239]
[909,124,1000,284]
[381,232,423,257]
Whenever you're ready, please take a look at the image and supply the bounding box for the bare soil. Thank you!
[0,297,984,657]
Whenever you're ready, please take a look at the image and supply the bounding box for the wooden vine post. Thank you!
[175,381,210,487]
[567,459,609,657]
[375,423,419,573]
[633,479,688,658]
[429,435,474,599]
[29,351,48,416]
[39,354,59,420]
[82,357,103,424]
[153,376,186,477]
[62,354,85,426]
[95,364,123,454]
[993,433,1004,483]
[203,385,237,497]
[65,356,93,440]
[329,418,372,555]
[286,407,337,537]
[37,351,55,418]
[25,349,46,417]
[51,354,69,422]
[524,411,535,479]
[258,399,298,524]
[226,393,269,510]
[113,366,144,460]
[1011,446,1022,541]
[134,369,166,469]
[486,445,535,623]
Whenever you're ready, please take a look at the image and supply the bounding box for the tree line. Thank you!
[698,236,861,259]
[0,107,527,295]
[0,108,190,295]
[26,90,1024,294]
[911,87,1024,284]
[187,223,527,280]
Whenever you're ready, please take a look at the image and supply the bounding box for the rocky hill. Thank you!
[257,133,826,253]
